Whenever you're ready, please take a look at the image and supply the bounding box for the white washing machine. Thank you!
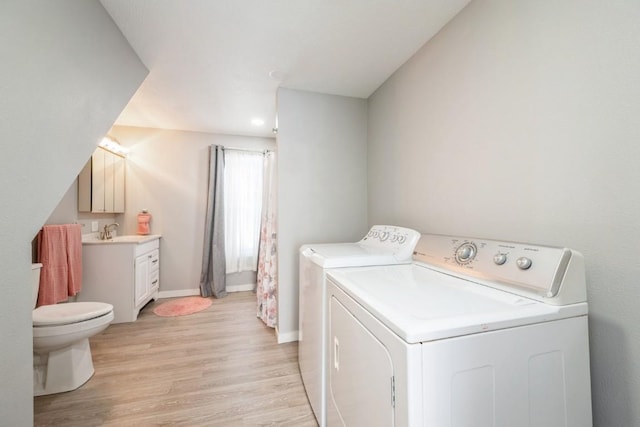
[326,233,592,427]
[299,225,421,427]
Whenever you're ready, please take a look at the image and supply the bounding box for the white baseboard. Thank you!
[158,289,200,299]
[158,284,254,299]
[276,328,299,344]
[227,283,255,292]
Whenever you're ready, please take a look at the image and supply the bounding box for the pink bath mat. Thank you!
[153,296,212,317]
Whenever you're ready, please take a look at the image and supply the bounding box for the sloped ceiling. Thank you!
[101,0,471,137]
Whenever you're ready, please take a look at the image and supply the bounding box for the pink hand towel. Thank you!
[36,224,83,307]
[65,224,83,296]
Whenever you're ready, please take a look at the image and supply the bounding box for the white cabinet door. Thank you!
[91,147,106,212]
[104,150,115,213]
[113,154,125,213]
[135,254,150,307]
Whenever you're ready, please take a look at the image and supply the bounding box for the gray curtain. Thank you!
[200,145,227,298]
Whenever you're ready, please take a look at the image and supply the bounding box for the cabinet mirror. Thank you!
[78,146,125,213]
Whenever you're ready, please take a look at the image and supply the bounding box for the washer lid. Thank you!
[327,264,588,344]
[33,302,114,326]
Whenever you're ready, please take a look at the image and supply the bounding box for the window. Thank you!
[223,150,264,273]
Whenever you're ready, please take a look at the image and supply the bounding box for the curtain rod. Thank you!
[221,146,273,154]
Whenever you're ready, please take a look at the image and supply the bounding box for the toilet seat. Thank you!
[33,302,113,326]
[33,310,114,341]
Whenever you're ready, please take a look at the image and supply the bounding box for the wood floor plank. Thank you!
[34,292,317,426]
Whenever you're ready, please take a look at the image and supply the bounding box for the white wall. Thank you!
[277,88,368,342]
[0,1,147,424]
[109,126,275,295]
[367,1,640,425]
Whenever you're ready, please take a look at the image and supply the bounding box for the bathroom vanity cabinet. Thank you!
[78,146,125,213]
[79,235,160,323]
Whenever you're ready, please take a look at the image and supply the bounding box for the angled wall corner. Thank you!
[0,1,148,425]
[276,88,369,342]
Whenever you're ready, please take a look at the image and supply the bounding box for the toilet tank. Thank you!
[31,263,42,308]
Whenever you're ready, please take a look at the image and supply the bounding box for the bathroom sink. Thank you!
[82,234,161,245]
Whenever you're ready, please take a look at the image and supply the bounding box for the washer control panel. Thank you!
[359,225,421,260]
[413,234,579,302]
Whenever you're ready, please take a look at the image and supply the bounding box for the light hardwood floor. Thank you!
[34,292,318,426]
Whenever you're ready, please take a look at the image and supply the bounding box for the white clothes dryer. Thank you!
[299,225,420,427]
[326,233,592,427]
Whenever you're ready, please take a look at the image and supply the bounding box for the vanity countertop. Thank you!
[82,234,161,245]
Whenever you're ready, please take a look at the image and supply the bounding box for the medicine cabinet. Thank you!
[78,146,125,213]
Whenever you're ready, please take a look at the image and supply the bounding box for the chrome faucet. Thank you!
[100,223,119,240]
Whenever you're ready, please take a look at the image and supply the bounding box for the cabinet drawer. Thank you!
[149,249,160,271]
[150,269,159,292]
[135,239,159,257]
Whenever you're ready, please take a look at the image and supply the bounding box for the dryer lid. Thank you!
[33,302,114,326]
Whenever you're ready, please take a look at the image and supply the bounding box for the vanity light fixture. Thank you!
[99,136,129,156]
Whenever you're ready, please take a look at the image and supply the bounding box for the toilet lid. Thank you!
[33,302,114,326]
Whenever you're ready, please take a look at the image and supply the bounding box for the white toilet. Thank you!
[31,263,114,396]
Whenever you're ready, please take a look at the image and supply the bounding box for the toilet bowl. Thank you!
[31,263,114,396]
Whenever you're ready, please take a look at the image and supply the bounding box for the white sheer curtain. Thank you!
[223,150,264,274]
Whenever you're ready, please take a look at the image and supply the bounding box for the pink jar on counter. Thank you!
[137,210,152,235]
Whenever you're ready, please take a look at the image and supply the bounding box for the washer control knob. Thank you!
[516,257,532,270]
[379,232,389,241]
[493,253,507,265]
[455,242,477,264]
